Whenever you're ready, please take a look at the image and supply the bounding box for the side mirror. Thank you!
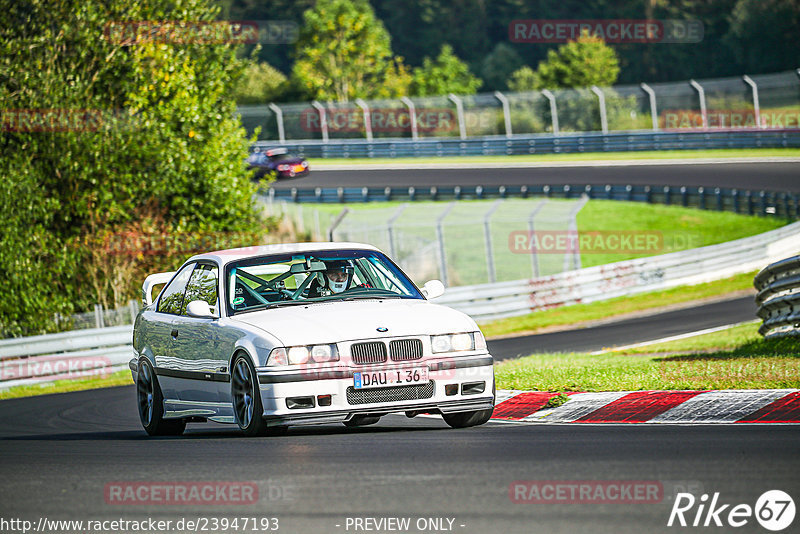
[420,279,445,299]
[186,300,217,319]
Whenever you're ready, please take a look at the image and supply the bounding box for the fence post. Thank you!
[94,304,105,329]
[268,103,285,144]
[541,89,559,134]
[328,208,350,241]
[386,203,408,258]
[527,200,548,278]
[400,97,418,140]
[494,91,512,138]
[591,86,608,134]
[355,98,373,141]
[129,300,139,324]
[742,75,762,129]
[640,83,658,131]
[311,101,329,143]
[448,94,467,140]
[689,80,708,129]
[483,200,504,283]
[565,195,589,271]
[436,202,456,285]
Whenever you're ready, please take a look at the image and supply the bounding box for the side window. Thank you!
[181,264,219,315]
[156,263,196,315]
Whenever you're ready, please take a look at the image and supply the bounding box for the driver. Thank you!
[307,260,353,297]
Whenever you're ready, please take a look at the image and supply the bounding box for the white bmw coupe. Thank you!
[131,242,495,436]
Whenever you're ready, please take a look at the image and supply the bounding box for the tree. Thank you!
[0,0,270,336]
[411,45,483,97]
[725,0,800,74]
[531,31,621,90]
[291,0,411,101]
[232,61,289,104]
[479,43,524,91]
[507,66,538,92]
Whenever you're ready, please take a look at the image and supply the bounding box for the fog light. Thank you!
[445,384,458,396]
[461,381,485,395]
[286,396,315,409]
[317,394,332,407]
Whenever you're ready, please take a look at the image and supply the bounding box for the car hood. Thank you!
[229,298,477,346]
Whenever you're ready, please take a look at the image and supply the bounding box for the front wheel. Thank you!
[136,359,185,436]
[231,355,287,437]
[442,408,493,429]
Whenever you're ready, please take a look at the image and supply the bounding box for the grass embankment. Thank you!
[495,322,800,391]
[0,370,132,400]
[481,271,757,338]
[313,148,800,166]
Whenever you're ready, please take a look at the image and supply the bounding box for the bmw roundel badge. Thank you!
[376,327,388,332]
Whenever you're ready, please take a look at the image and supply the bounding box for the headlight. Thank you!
[267,344,339,366]
[431,332,478,353]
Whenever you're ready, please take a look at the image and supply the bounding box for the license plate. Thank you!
[353,367,429,390]
[292,165,305,172]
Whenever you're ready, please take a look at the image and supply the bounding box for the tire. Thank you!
[136,359,186,436]
[441,408,493,429]
[231,355,287,437]
[343,415,381,428]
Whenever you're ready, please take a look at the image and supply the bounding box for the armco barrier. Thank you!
[265,183,800,219]
[2,223,798,388]
[253,129,800,159]
[754,255,800,337]
[432,221,800,321]
[0,325,132,389]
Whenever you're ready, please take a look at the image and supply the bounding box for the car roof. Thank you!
[266,148,289,157]
[187,242,381,266]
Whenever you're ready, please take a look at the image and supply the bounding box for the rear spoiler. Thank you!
[142,271,176,306]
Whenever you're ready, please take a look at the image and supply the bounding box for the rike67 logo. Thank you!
[668,490,795,531]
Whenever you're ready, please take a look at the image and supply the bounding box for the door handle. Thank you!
[171,329,179,339]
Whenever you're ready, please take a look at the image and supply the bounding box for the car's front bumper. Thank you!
[255,354,495,426]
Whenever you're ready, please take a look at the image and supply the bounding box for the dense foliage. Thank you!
[222,0,800,95]
[0,0,272,336]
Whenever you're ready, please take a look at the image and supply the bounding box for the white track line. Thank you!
[589,321,757,355]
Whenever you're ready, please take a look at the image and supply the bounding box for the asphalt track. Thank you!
[487,295,757,360]
[1,386,799,534]
[271,162,800,192]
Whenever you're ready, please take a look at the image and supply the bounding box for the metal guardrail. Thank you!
[755,255,800,337]
[0,326,132,390]
[265,183,800,219]
[253,129,800,158]
[3,223,798,388]
[433,221,800,321]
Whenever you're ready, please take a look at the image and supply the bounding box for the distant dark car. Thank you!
[247,148,310,179]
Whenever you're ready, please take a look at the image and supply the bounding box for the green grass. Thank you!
[0,370,133,400]
[313,148,800,165]
[481,271,757,338]
[575,201,784,268]
[609,321,762,355]
[495,324,800,391]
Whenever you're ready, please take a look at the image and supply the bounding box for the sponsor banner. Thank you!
[104,20,298,46]
[509,19,703,44]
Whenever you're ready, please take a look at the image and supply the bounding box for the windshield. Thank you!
[225,249,423,314]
